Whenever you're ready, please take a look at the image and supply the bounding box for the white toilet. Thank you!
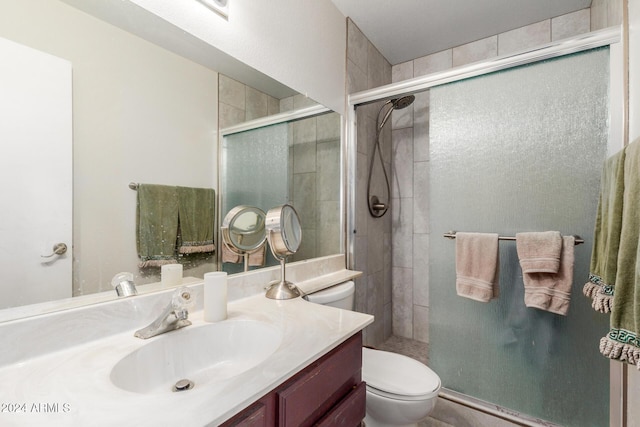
[305,281,441,427]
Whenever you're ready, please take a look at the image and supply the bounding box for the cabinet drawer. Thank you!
[221,393,276,427]
[277,333,362,427]
[315,381,366,427]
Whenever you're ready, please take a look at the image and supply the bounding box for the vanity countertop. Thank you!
[0,293,373,426]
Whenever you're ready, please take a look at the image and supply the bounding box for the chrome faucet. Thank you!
[134,287,194,339]
[112,272,138,297]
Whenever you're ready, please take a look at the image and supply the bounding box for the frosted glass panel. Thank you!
[429,48,610,426]
[221,123,289,273]
[222,123,289,215]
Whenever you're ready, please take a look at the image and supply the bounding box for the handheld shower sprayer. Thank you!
[367,95,415,218]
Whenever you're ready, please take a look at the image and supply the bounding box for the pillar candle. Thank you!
[204,272,227,322]
[161,264,183,288]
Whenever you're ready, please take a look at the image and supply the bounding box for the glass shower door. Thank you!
[221,123,289,273]
[428,48,611,426]
[221,122,289,216]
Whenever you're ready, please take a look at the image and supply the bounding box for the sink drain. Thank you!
[172,379,195,392]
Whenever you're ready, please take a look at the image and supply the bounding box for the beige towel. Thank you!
[515,231,563,273]
[221,242,266,267]
[522,235,575,315]
[455,232,500,302]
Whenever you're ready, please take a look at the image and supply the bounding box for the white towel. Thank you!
[455,232,500,302]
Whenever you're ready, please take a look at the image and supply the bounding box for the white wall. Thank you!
[129,0,347,115]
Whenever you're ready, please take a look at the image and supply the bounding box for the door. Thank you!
[0,37,72,309]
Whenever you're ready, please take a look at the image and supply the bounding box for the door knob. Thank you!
[41,243,68,258]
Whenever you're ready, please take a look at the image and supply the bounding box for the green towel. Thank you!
[136,184,179,267]
[583,148,625,312]
[600,139,640,368]
[177,186,215,254]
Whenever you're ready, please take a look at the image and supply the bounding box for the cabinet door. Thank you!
[277,333,363,427]
[315,382,366,427]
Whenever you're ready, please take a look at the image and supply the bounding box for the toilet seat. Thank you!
[362,347,441,401]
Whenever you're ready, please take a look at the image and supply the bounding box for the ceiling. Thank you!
[331,0,592,65]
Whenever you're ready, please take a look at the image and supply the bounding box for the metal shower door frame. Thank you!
[345,26,624,427]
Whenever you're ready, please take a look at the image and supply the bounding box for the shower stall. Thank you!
[347,28,622,427]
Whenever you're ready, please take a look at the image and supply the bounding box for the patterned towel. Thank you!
[600,139,640,368]
[583,149,625,313]
[136,184,179,267]
[177,186,215,254]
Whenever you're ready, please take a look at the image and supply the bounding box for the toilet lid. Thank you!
[362,347,441,400]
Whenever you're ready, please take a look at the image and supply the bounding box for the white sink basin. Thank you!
[110,320,283,394]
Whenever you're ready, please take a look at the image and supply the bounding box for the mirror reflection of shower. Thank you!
[367,95,415,217]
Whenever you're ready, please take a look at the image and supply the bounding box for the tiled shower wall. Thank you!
[346,19,393,346]
[289,112,342,262]
[218,74,281,129]
[389,5,623,344]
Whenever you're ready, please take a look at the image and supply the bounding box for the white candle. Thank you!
[161,264,183,288]
[204,272,227,322]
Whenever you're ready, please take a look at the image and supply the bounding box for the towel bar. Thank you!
[443,231,584,245]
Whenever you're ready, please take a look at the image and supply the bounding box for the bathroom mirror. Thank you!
[222,206,267,252]
[265,204,303,300]
[0,0,342,321]
[221,206,267,272]
[266,204,303,257]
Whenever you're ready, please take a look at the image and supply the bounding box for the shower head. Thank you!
[377,95,415,130]
[393,95,415,110]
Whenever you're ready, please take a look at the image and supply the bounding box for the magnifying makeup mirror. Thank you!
[221,206,267,272]
[264,204,302,300]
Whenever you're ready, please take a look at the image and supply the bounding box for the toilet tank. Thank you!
[305,281,355,310]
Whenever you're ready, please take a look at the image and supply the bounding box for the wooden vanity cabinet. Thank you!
[221,332,365,427]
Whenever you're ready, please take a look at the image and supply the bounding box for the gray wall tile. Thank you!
[245,86,268,121]
[498,20,550,56]
[392,267,414,338]
[414,50,452,77]
[219,102,245,128]
[393,60,413,83]
[413,304,429,343]
[347,19,369,75]
[392,128,414,199]
[452,36,497,67]
[552,9,590,41]
[317,112,341,142]
[219,74,245,110]
[317,139,340,201]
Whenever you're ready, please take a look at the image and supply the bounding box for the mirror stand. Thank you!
[264,205,303,300]
[265,234,301,300]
